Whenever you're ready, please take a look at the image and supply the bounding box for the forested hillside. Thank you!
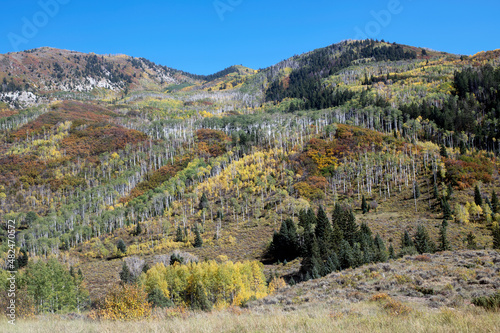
[1,40,500,320]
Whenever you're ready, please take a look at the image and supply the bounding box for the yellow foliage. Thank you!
[139,260,268,309]
[455,203,470,224]
[96,284,151,320]
[268,277,287,294]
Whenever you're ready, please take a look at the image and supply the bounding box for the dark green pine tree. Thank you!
[433,183,439,199]
[315,206,332,259]
[175,226,184,242]
[193,225,203,248]
[285,218,299,257]
[361,195,369,214]
[402,230,414,248]
[459,140,467,155]
[298,209,309,229]
[438,221,451,251]
[373,234,388,262]
[414,225,435,254]
[492,224,500,249]
[271,218,299,261]
[352,243,364,268]
[441,197,452,220]
[119,262,132,283]
[301,217,314,257]
[341,209,359,246]
[135,222,142,236]
[117,239,127,254]
[199,193,209,210]
[148,287,174,308]
[301,236,323,278]
[315,206,331,240]
[338,239,355,270]
[307,208,317,226]
[17,248,29,268]
[466,232,478,250]
[323,253,339,275]
[24,211,38,228]
[359,224,374,264]
[331,203,344,231]
[491,190,499,214]
[474,184,483,206]
[189,281,212,311]
[388,243,395,259]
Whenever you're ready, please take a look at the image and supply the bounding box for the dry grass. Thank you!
[1,303,499,333]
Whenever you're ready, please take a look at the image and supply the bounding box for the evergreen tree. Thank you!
[338,239,355,270]
[147,287,173,308]
[298,209,309,229]
[491,190,499,214]
[170,253,184,265]
[193,225,203,248]
[474,185,483,206]
[331,203,344,230]
[441,197,452,220]
[175,226,184,242]
[341,209,358,246]
[24,211,38,228]
[433,183,439,199]
[199,193,209,210]
[459,140,467,155]
[361,195,369,214]
[301,236,323,277]
[324,253,339,275]
[492,224,500,249]
[189,281,212,311]
[117,239,127,254]
[438,222,451,251]
[135,222,142,236]
[359,224,375,264]
[271,218,299,261]
[466,232,478,250]
[402,230,414,248]
[17,248,29,268]
[315,206,332,259]
[352,243,364,268]
[119,262,132,283]
[373,234,388,262]
[414,225,434,254]
[315,205,332,241]
[307,208,317,226]
[388,243,395,259]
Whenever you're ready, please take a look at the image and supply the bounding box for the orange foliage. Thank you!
[445,155,493,188]
[196,129,230,158]
[294,176,327,200]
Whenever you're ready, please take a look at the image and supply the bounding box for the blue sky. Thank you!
[0,0,499,75]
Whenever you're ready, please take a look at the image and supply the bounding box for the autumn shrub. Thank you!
[96,284,151,320]
[370,292,390,302]
[383,298,412,316]
[268,277,287,294]
[414,254,431,262]
[445,155,493,188]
